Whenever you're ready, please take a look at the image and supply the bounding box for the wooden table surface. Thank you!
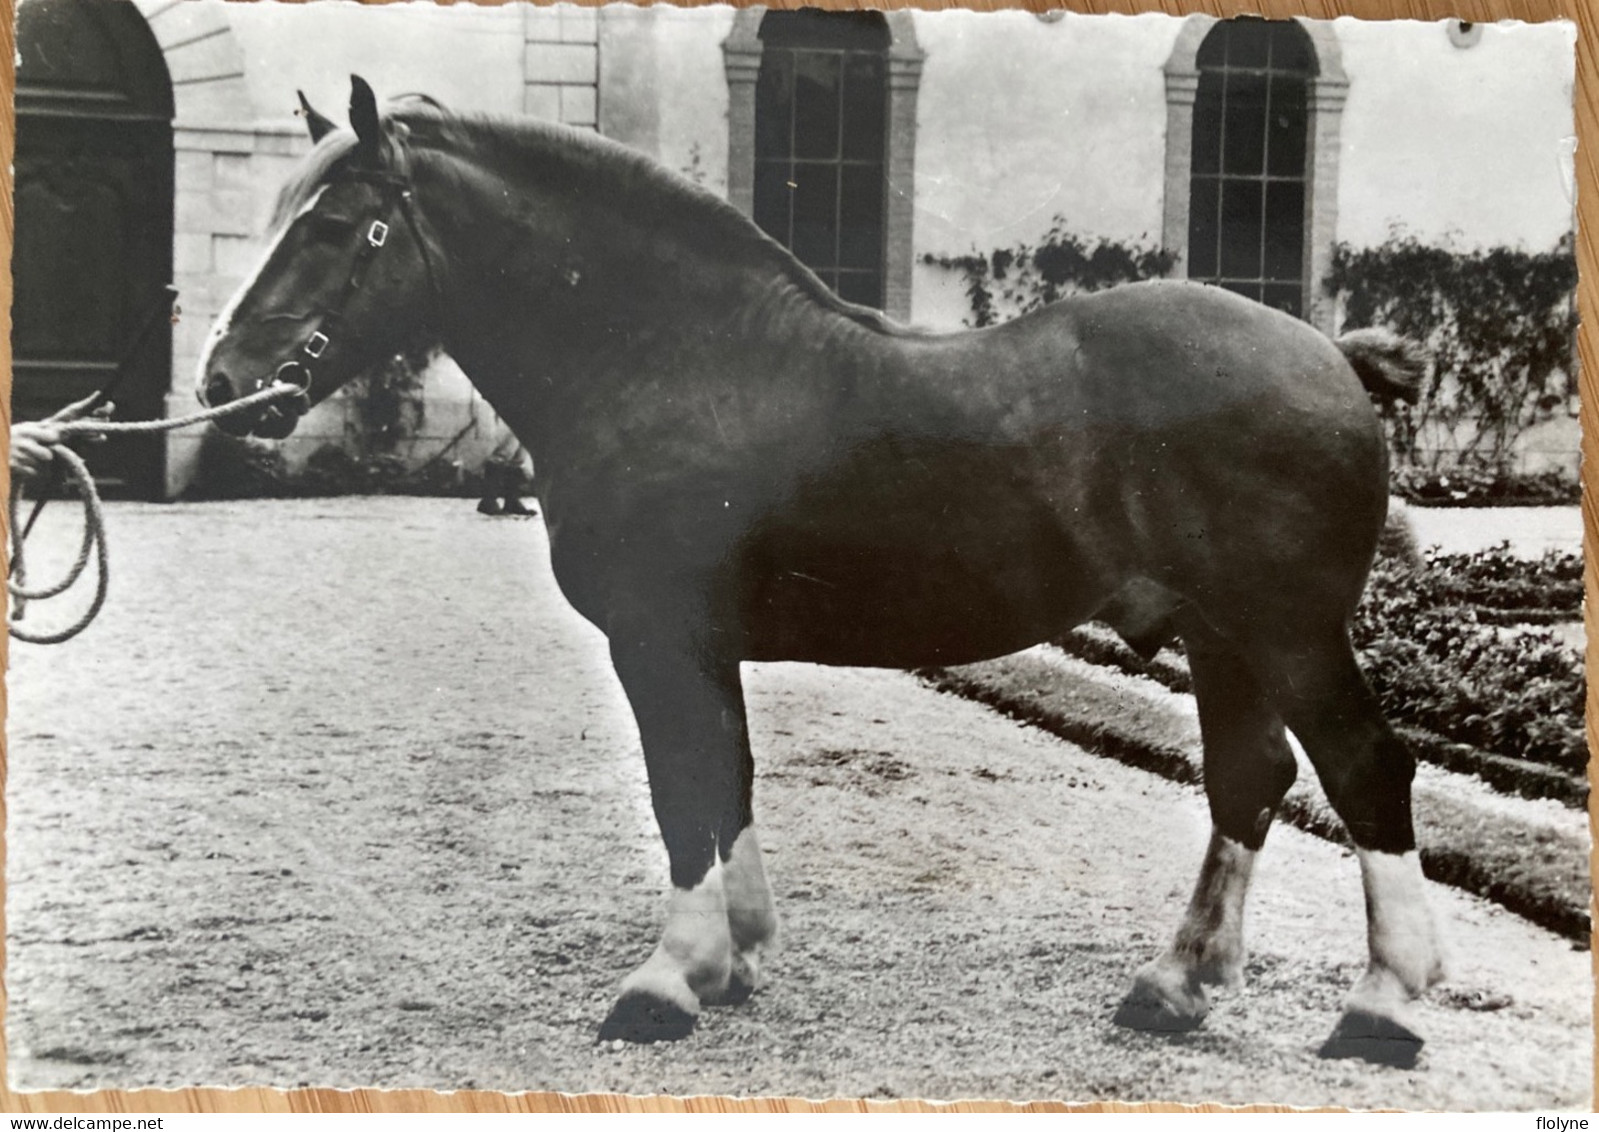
[1,0,1591,1114]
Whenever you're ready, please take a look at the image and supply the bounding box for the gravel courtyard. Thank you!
[5,497,1590,1107]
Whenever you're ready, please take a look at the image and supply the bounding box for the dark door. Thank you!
[14,0,175,499]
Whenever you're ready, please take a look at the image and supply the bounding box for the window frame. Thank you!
[1162,15,1347,333]
[725,8,923,322]
[753,15,890,308]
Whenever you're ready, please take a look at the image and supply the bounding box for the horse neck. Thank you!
[407,138,894,449]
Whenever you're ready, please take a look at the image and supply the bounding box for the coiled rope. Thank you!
[8,383,305,644]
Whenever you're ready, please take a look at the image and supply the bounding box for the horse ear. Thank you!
[349,74,382,155]
[297,90,336,143]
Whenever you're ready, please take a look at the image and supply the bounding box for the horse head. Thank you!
[197,76,443,439]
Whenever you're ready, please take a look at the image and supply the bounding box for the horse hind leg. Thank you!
[1262,625,1444,1067]
[1115,627,1297,1032]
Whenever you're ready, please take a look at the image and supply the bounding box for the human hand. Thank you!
[10,397,116,487]
[10,421,66,485]
[45,393,116,428]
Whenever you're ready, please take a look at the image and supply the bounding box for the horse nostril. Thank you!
[204,373,235,408]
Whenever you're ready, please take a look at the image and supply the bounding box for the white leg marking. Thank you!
[1321,850,1444,1061]
[1171,829,1256,987]
[1357,848,1445,997]
[617,859,733,1014]
[1118,828,1257,1029]
[718,825,778,1001]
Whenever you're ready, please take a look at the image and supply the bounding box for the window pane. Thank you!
[1263,180,1304,280]
[791,164,838,267]
[1262,283,1302,317]
[841,53,886,160]
[761,10,888,51]
[1187,176,1219,279]
[1221,69,1267,174]
[792,50,841,160]
[754,10,891,306]
[1227,20,1271,68]
[1268,23,1314,72]
[1222,280,1262,304]
[753,161,792,246]
[837,270,882,307]
[1219,179,1263,280]
[754,50,793,161]
[1266,75,1307,177]
[838,162,884,269]
[1191,71,1224,176]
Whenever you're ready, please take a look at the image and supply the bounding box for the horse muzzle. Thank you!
[201,362,313,438]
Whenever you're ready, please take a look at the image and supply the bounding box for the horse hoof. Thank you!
[701,947,762,1007]
[1113,993,1207,1033]
[597,990,698,1044]
[704,969,755,1007]
[1318,1009,1424,1068]
[1113,960,1209,1032]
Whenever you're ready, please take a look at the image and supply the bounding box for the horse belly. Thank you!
[736,470,1107,668]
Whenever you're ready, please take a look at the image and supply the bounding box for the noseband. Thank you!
[261,152,445,396]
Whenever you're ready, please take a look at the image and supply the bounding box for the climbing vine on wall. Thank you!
[345,347,433,455]
[1323,232,1577,475]
[923,219,1177,328]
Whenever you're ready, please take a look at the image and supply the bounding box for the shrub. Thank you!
[1056,544,1584,777]
[1414,543,1582,613]
[1392,464,1579,508]
[183,432,480,501]
[345,350,430,455]
[297,444,477,497]
[181,349,481,500]
[1351,548,1584,772]
[185,432,292,501]
[1324,233,1578,476]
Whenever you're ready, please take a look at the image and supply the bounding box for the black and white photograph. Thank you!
[4,0,1589,1109]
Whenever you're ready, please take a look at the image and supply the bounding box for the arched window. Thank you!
[753,11,890,308]
[725,10,922,320]
[1185,20,1315,317]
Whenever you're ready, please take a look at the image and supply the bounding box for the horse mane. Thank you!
[271,103,908,338]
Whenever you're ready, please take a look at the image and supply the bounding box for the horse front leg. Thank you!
[721,822,779,1004]
[598,622,777,1043]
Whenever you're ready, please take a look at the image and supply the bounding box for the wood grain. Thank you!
[0,0,1589,1114]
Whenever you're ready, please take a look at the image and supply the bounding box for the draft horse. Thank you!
[199,78,1443,1063]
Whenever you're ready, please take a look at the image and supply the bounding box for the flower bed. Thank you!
[1053,544,1585,806]
[1353,547,1583,774]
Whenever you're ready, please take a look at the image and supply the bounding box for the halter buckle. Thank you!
[304,331,330,359]
[367,220,390,248]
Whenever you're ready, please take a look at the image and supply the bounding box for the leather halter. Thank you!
[263,149,445,396]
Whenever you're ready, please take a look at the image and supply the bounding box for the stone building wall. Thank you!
[118,3,1578,493]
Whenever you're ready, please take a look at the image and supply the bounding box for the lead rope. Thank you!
[8,382,306,645]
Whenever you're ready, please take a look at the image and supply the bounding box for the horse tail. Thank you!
[1334,327,1426,405]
